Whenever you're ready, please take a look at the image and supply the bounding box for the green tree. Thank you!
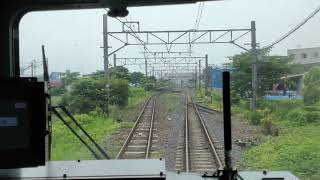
[130,72,145,84]
[303,67,320,105]
[61,70,80,88]
[49,70,80,95]
[202,66,213,96]
[62,78,108,114]
[108,66,130,80]
[61,76,130,113]
[143,76,158,91]
[231,51,292,99]
[107,78,129,107]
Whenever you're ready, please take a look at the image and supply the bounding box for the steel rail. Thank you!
[184,91,190,172]
[116,94,155,159]
[187,103,221,114]
[186,88,223,168]
[145,95,158,158]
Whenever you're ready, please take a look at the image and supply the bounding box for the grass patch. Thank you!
[109,87,150,122]
[51,87,151,160]
[163,92,177,112]
[51,114,120,160]
[195,88,223,111]
[243,124,320,179]
[51,96,62,106]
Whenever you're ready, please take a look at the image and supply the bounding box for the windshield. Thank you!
[19,1,320,179]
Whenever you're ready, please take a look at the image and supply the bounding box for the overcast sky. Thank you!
[19,0,320,76]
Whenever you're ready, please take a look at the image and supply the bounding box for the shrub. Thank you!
[62,78,109,114]
[230,90,241,105]
[108,78,129,107]
[303,67,320,105]
[261,115,279,136]
[250,110,263,125]
[286,107,320,124]
[248,108,271,125]
[239,99,249,109]
[73,114,94,125]
[61,76,130,113]
[143,83,155,91]
[49,86,66,96]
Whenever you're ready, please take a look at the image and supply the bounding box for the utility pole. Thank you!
[30,60,38,77]
[210,64,213,103]
[195,66,198,88]
[145,59,148,77]
[113,54,117,67]
[42,45,49,82]
[103,14,109,75]
[251,21,258,110]
[205,54,210,96]
[31,60,34,77]
[199,60,201,92]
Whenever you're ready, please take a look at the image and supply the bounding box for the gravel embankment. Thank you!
[156,91,185,171]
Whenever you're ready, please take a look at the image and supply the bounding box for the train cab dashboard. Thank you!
[0,159,298,179]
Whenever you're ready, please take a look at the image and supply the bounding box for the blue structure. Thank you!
[49,72,62,82]
[212,67,223,89]
[212,66,234,90]
[264,95,303,100]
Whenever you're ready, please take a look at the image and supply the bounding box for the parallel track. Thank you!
[175,88,223,173]
[188,103,220,115]
[116,94,159,159]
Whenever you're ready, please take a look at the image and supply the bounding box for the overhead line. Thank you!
[189,2,205,54]
[264,5,320,49]
[104,8,151,66]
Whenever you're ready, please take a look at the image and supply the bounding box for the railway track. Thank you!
[116,94,159,159]
[188,103,220,115]
[174,88,223,173]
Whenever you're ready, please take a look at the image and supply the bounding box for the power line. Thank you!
[104,10,169,73]
[188,2,205,56]
[104,8,152,67]
[189,2,205,62]
[116,14,176,65]
[264,5,320,49]
[124,16,149,62]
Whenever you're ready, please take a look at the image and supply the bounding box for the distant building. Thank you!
[285,47,320,95]
[49,72,63,88]
[288,47,320,65]
[211,66,234,90]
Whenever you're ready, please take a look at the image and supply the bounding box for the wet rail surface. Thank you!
[174,88,223,173]
[116,94,159,159]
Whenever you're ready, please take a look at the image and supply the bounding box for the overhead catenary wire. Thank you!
[104,9,153,56]
[103,9,201,75]
[106,9,177,73]
[263,4,320,49]
[104,8,154,72]
[189,2,205,54]
[120,16,159,73]
[124,16,150,58]
[187,2,205,68]
[124,15,154,73]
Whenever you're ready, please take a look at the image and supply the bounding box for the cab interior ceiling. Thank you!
[9,0,219,11]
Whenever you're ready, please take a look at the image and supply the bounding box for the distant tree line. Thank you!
[50,66,161,114]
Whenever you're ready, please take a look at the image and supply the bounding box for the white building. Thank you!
[287,47,320,64]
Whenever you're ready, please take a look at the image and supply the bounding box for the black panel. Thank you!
[0,78,46,168]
